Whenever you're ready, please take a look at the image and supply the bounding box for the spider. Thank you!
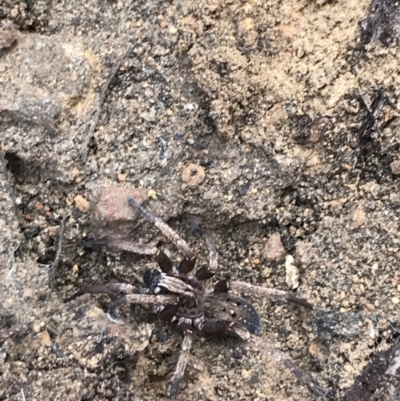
[65,197,327,400]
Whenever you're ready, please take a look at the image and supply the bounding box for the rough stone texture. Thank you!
[0,33,97,123]
[0,27,17,49]
[352,205,367,229]
[1,0,400,400]
[262,232,287,262]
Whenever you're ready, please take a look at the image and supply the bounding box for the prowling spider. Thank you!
[65,197,327,399]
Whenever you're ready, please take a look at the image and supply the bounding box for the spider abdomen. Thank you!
[205,293,262,335]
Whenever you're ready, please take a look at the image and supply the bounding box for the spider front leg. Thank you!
[127,197,196,261]
[169,331,193,401]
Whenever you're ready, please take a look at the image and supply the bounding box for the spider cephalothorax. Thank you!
[65,197,327,400]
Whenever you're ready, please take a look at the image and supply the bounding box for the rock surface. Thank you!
[1,0,400,400]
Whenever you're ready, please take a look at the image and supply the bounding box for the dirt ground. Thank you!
[1,0,400,400]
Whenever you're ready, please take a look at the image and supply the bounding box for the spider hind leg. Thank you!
[248,334,328,397]
[169,331,193,400]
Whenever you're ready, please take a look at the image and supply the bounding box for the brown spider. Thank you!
[65,197,327,400]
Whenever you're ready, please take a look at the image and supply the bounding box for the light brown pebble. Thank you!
[92,186,148,239]
[94,186,147,222]
[309,341,326,362]
[262,232,287,261]
[117,173,126,182]
[241,369,251,380]
[391,297,399,305]
[74,195,90,212]
[33,321,44,333]
[148,189,157,199]
[390,160,400,175]
[182,163,206,188]
[353,206,366,228]
[40,330,52,346]
[285,255,300,289]
[360,298,375,311]
[0,29,17,49]
[10,7,19,18]
[239,17,255,32]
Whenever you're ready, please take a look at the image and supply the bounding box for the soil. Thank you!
[1,1,400,400]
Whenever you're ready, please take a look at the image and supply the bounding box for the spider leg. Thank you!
[84,237,174,273]
[248,334,328,397]
[127,196,196,260]
[64,282,139,302]
[108,294,178,322]
[230,281,313,310]
[169,331,193,400]
[108,293,179,321]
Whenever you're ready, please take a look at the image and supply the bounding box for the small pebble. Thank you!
[0,349,6,364]
[148,188,157,199]
[353,206,366,228]
[391,297,399,305]
[10,6,19,18]
[92,186,148,239]
[309,341,325,362]
[390,160,400,175]
[241,369,251,380]
[74,195,90,212]
[40,330,52,346]
[117,173,126,182]
[262,232,287,261]
[24,214,32,221]
[0,29,17,49]
[285,255,300,289]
